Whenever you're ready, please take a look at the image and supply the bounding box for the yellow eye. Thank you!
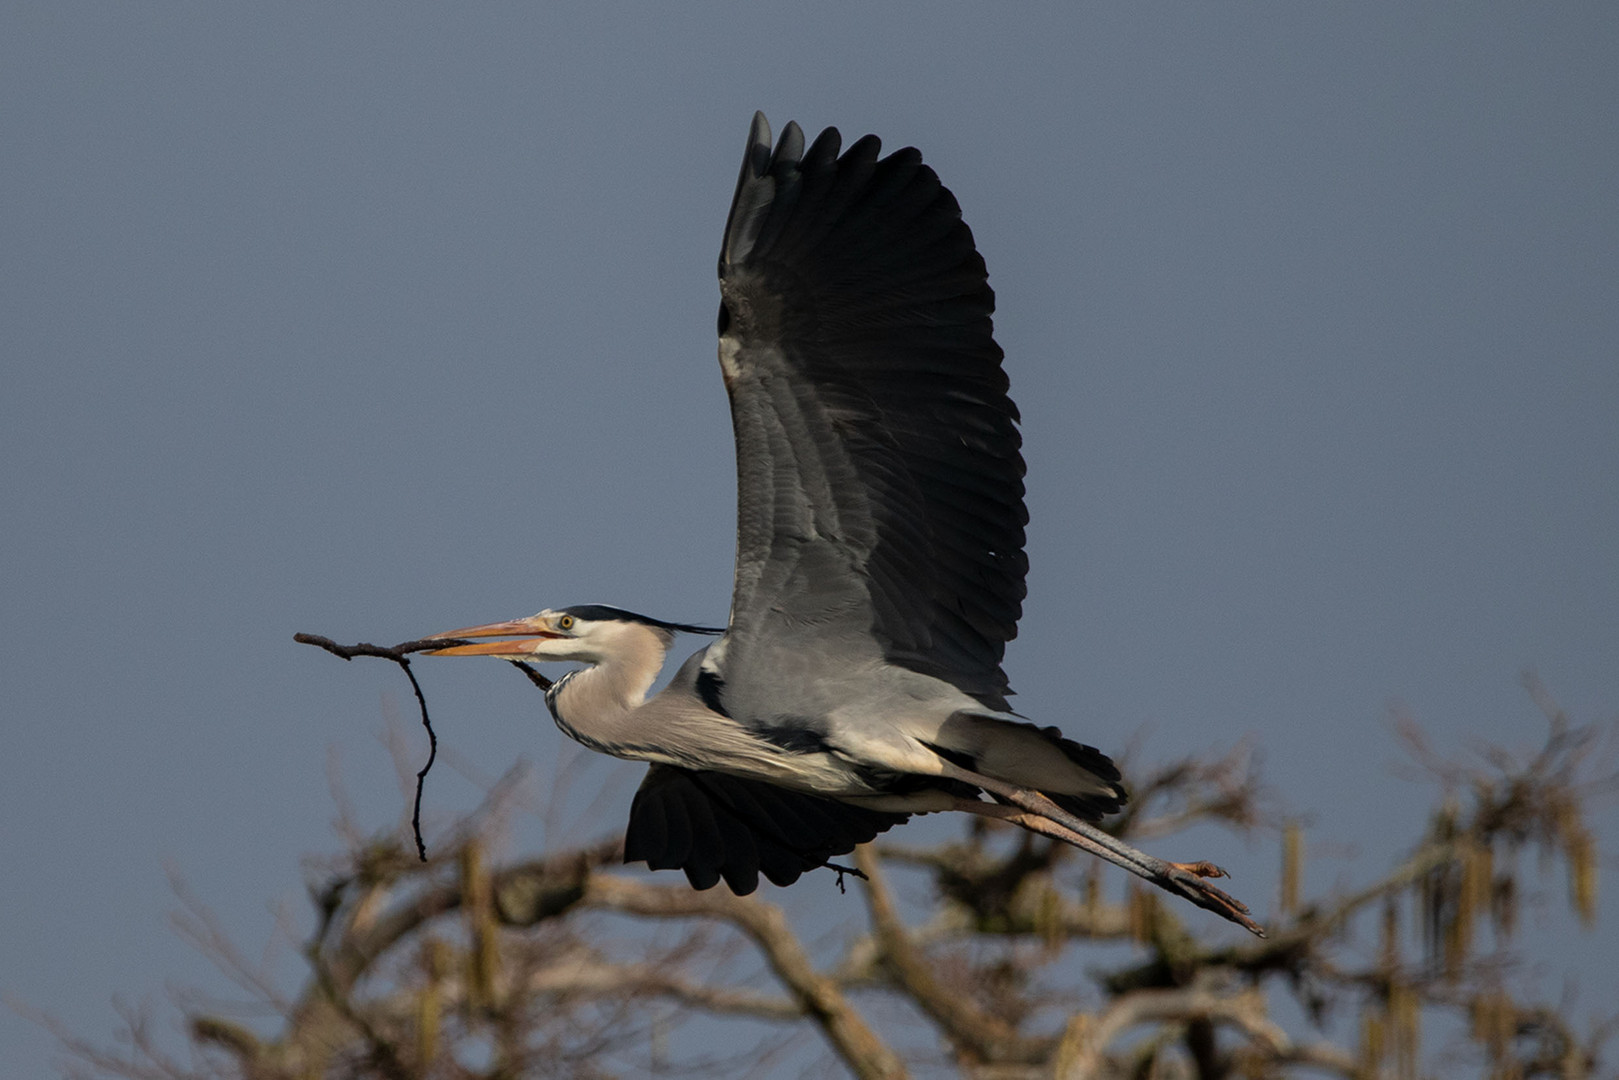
[558,614,575,631]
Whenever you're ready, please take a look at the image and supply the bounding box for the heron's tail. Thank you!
[930,713,1127,822]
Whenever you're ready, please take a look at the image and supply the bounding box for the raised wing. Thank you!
[711,112,1027,713]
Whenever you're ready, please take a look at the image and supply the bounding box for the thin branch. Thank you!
[11,996,208,1080]
[307,948,413,1080]
[854,844,1047,1065]
[875,841,1135,943]
[296,633,473,861]
[583,874,910,1080]
[321,838,621,993]
[523,960,804,1021]
[163,864,292,1012]
[296,634,556,863]
[1055,972,1360,1079]
[292,634,468,661]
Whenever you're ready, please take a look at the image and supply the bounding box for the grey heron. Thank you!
[429,114,1260,934]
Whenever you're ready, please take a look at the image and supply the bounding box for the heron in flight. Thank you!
[429,114,1259,934]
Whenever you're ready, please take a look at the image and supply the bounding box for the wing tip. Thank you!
[774,120,806,168]
[745,111,772,177]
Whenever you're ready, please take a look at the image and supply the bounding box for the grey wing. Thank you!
[710,112,1027,715]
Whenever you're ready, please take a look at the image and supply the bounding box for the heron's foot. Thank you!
[1167,860,1228,880]
[1163,863,1265,937]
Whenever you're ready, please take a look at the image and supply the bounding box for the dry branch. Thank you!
[583,874,910,1080]
[52,684,1617,1080]
[295,632,554,862]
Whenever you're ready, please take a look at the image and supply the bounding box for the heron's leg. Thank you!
[937,768,1264,937]
[949,798,1151,868]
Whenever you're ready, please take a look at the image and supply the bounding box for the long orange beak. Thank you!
[427,617,560,657]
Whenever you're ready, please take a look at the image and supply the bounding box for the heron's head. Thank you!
[426,605,720,664]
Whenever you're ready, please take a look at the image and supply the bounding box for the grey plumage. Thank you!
[427,114,1262,935]
[715,113,1026,717]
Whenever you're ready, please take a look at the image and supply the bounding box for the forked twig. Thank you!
[295,634,466,860]
[296,633,556,860]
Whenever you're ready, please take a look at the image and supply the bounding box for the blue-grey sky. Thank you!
[4,5,1616,1074]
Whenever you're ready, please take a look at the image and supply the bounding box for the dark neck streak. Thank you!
[544,670,619,754]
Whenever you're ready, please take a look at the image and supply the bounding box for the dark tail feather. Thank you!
[1038,723,1126,821]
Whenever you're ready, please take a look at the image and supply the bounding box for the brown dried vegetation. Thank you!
[51,680,1618,1079]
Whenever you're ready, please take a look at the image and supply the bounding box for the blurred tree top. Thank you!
[53,680,1617,1079]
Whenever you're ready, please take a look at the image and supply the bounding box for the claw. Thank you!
[1169,860,1229,880]
[1165,865,1265,936]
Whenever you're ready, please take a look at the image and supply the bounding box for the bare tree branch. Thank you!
[583,873,910,1080]
[854,844,1048,1065]
[48,686,1617,1080]
[1054,971,1360,1079]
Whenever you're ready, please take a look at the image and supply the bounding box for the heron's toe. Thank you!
[1164,865,1266,937]
[1168,860,1229,880]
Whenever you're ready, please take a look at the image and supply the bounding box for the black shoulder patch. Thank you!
[749,719,833,756]
[695,667,729,717]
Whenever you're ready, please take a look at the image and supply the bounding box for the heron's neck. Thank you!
[544,629,671,759]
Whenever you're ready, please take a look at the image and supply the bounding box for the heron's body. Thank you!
[431,115,1260,933]
[542,615,1116,813]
